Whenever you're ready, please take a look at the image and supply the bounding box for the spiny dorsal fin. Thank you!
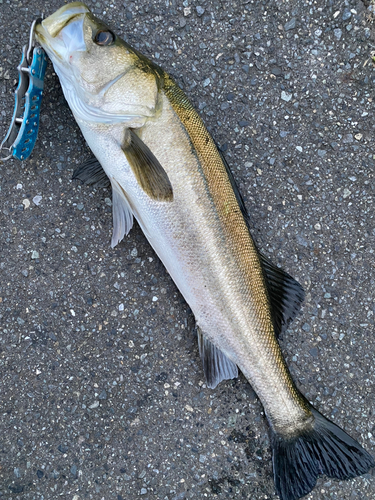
[260,253,305,338]
[218,147,249,225]
[197,327,238,389]
[218,148,304,337]
[122,129,173,202]
[72,157,111,189]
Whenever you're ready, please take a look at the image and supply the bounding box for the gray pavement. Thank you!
[1,0,375,499]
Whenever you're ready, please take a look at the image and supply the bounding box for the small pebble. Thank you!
[281,91,292,102]
[334,28,342,40]
[31,250,39,259]
[270,65,282,76]
[196,6,205,17]
[99,390,107,400]
[33,195,42,206]
[284,18,296,31]
[343,133,353,143]
[23,199,30,209]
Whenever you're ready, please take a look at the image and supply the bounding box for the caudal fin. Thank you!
[271,406,375,500]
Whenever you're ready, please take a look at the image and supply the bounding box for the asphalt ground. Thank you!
[0,1,375,499]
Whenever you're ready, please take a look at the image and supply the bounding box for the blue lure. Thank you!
[0,19,47,161]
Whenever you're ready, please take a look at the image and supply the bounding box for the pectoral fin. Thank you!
[122,129,173,202]
[197,327,238,389]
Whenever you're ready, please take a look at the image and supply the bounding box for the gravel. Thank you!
[1,1,375,499]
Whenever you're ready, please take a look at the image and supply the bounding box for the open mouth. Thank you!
[35,3,89,61]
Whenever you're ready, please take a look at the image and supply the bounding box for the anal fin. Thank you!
[197,327,238,389]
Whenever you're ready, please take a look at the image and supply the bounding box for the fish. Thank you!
[35,3,374,499]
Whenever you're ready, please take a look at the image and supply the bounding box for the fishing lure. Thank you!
[0,19,47,162]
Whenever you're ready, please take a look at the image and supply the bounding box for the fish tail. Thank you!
[271,406,375,500]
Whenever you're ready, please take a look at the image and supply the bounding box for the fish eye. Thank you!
[94,30,115,46]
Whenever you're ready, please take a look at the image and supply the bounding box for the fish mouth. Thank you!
[38,2,90,38]
[35,2,90,60]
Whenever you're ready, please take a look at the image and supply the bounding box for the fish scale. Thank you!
[35,4,374,500]
[163,72,309,427]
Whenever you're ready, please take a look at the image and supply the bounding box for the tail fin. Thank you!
[271,406,374,500]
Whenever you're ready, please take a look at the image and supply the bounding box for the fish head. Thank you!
[36,2,162,125]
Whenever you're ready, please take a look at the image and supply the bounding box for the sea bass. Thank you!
[35,4,374,499]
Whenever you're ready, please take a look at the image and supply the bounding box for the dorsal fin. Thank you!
[218,148,304,336]
[197,327,238,389]
[259,253,305,338]
[218,148,249,225]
